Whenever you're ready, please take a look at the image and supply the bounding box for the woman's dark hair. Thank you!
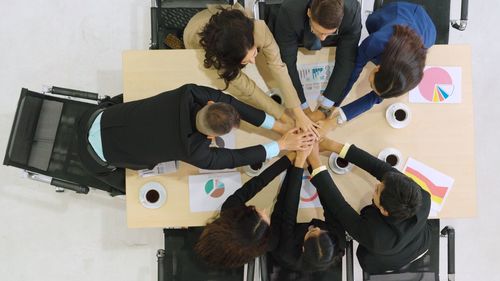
[199,8,255,89]
[205,102,241,135]
[380,171,423,221]
[310,0,344,29]
[374,25,428,98]
[195,206,270,268]
[298,231,336,272]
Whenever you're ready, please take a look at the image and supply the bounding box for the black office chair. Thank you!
[149,0,243,50]
[373,0,469,44]
[3,86,125,196]
[356,219,455,281]
[157,227,256,281]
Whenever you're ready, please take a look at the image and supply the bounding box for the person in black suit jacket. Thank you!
[269,146,345,277]
[80,84,315,171]
[195,153,294,268]
[307,140,431,273]
[273,0,362,119]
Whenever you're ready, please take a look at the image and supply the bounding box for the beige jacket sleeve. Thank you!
[182,4,289,119]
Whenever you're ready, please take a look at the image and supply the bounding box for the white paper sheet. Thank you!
[403,158,454,214]
[409,66,462,104]
[298,170,323,209]
[188,172,242,212]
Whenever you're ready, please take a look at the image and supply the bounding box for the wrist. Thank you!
[295,156,306,167]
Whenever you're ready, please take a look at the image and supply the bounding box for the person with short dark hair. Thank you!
[326,2,436,122]
[273,0,362,118]
[308,140,431,273]
[183,4,320,137]
[269,145,345,276]
[80,84,315,171]
[195,153,294,268]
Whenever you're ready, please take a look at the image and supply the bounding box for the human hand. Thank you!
[293,108,320,139]
[295,140,314,167]
[307,142,322,168]
[277,128,315,151]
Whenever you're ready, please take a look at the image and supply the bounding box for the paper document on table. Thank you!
[298,170,323,209]
[298,62,335,107]
[199,131,237,174]
[409,66,462,104]
[403,158,454,214]
[188,172,242,212]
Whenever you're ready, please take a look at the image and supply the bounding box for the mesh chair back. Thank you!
[161,228,244,281]
[4,89,124,195]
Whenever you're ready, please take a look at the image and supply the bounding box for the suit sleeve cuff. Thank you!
[260,113,276,130]
[337,108,347,124]
[320,96,335,108]
[339,143,352,159]
[301,102,310,110]
[262,141,280,159]
[311,165,327,178]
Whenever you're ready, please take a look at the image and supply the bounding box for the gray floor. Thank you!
[0,0,499,280]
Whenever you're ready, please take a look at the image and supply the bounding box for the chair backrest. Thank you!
[160,227,247,281]
[4,88,124,195]
[373,0,451,44]
[362,219,440,281]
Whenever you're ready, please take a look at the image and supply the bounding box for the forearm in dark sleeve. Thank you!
[222,156,291,210]
[190,146,267,170]
[343,145,399,181]
[274,11,306,104]
[322,5,362,103]
[311,171,374,245]
[340,91,383,121]
[281,167,303,230]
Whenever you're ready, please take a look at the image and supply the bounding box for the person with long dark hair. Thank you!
[269,144,345,278]
[183,4,319,137]
[309,139,431,273]
[321,2,436,122]
[194,153,295,268]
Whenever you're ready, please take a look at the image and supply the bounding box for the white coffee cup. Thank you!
[267,88,284,105]
[385,103,411,129]
[377,148,403,170]
[139,181,167,209]
[328,152,353,174]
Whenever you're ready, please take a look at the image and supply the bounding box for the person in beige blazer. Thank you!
[184,4,319,137]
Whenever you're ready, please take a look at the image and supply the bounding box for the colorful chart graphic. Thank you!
[418,67,454,102]
[405,167,449,204]
[300,175,318,202]
[204,179,225,198]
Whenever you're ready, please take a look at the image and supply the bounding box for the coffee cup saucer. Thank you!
[139,181,167,209]
[385,103,411,129]
[328,153,353,175]
[377,148,403,170]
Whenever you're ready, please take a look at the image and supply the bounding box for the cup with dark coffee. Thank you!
[377,148,403,169]
[267,88,284,105]
[139,182,167,209]
[328,152,353,174]
[243,161,266,176]
[386,103,411,129]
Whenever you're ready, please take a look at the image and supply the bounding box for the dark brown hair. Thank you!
[310,0,344,29]
[199,8,254,89]
[195,206,270,268]
[299,231,337,272]
[381,171,423,221]
[374,25,428,98]
[205,102,241,135]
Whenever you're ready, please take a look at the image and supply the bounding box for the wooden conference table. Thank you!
[123,45,476,228]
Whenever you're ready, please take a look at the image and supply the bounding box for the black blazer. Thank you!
[222,156,291,211]
[311,145,432,273]
[100,84,268,170]
[270,166,345,272]
[273,0,362,104]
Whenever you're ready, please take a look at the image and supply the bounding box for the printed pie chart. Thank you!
[300,175,318,202]
[205,179,225,198]
[418,67,454,102]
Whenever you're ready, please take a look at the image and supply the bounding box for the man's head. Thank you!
[196,102,241,137]
[308,0,344,41]
[373,172,423,221]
